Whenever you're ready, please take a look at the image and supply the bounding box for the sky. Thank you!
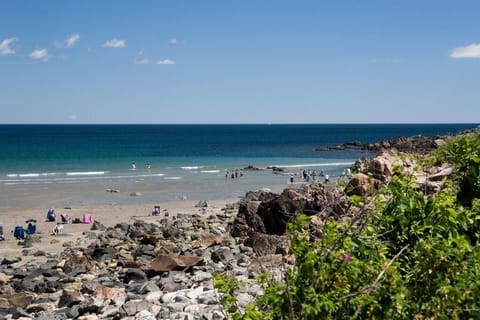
[1,1,479,124]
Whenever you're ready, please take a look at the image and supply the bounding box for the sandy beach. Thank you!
[0,199,236,261]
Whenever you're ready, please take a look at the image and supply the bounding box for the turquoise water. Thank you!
[0,124,476,208]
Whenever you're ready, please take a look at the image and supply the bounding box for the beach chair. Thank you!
[83,213,93,224]
[25,219,37,235]
[13,225,26,240]
[152,205,161,216]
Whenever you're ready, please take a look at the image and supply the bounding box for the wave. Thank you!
[66,171,106,176]
[1,172,166,184]
[181,166,204,170]
[7,172,57,178]
[200,170,221,173]
[164,176,182,180]
[272,162,353,169]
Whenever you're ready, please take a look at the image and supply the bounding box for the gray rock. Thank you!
[211,247,235,264]
[135,310,157,320]
[119,300,152,317]
[195,200,209,208]
[1,256,21,265]
[124,268,147,283]
[193,270,212,283]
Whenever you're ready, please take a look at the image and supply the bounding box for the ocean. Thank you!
[0,124,476,208]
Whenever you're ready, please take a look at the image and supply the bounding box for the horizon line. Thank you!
[0,122,479,126]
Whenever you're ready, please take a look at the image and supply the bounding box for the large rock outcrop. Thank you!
[231,184,349,254]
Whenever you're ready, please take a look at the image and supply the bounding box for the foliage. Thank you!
[213,273,268,320]
[428,132,480,207]
[215,130,480,320]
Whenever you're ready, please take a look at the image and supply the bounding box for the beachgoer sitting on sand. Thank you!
[60,213,69,224]
[52,222,64,235]
[152,205,161,216]
[46,208,56,222]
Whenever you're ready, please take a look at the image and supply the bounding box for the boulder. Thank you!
[345,173,374,197]
[58,289,84,308]
[194,200,209,208]
[90,220,107,231]
[63,251,98,275]
[244,232,287,256]
[150,255,203,272]
[4,292,35,308]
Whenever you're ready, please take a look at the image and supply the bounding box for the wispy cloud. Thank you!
[0,37,18,55]
[66,34,80,47]
[169,38,178,44]
[55,34,80,48]
[450,43,480,59]
[30,49,48,61]
[157,58,175,65]
[134,58,149,65]
[133,49,149,64]
[103,38,126,48]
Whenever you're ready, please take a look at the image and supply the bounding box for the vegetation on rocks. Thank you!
[215,130,480,319]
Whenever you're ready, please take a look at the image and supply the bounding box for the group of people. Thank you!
[290,169,329,184]
[226,169,244,179]
[46,208,68,224]
[131,162,151,170]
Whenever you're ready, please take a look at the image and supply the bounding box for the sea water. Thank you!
[0,124,475,208]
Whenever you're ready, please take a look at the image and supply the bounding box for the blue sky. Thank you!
[1,1,479,124]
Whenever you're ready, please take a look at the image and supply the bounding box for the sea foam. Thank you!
[66,171,106,176]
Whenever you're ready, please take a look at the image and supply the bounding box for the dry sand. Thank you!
[0,199,236,261]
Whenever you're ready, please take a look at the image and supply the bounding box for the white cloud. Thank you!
[0,37,18,55]
[30,49,48,61]
[156,58,175,65]
[68,114,78,120]
[55,34,80,48]
[103,38,126,48]
[450,43,480,59]
[66,34,80,47]
[169,38,178,44]
[134,58,149,65]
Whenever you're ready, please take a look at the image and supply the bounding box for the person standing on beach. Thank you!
[131,162,136,170]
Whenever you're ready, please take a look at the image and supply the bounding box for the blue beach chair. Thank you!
[13,225,26,239]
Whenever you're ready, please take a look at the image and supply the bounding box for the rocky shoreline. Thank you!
[1,203,258,320]
[315,126,480,154]
[1,127,478,319]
